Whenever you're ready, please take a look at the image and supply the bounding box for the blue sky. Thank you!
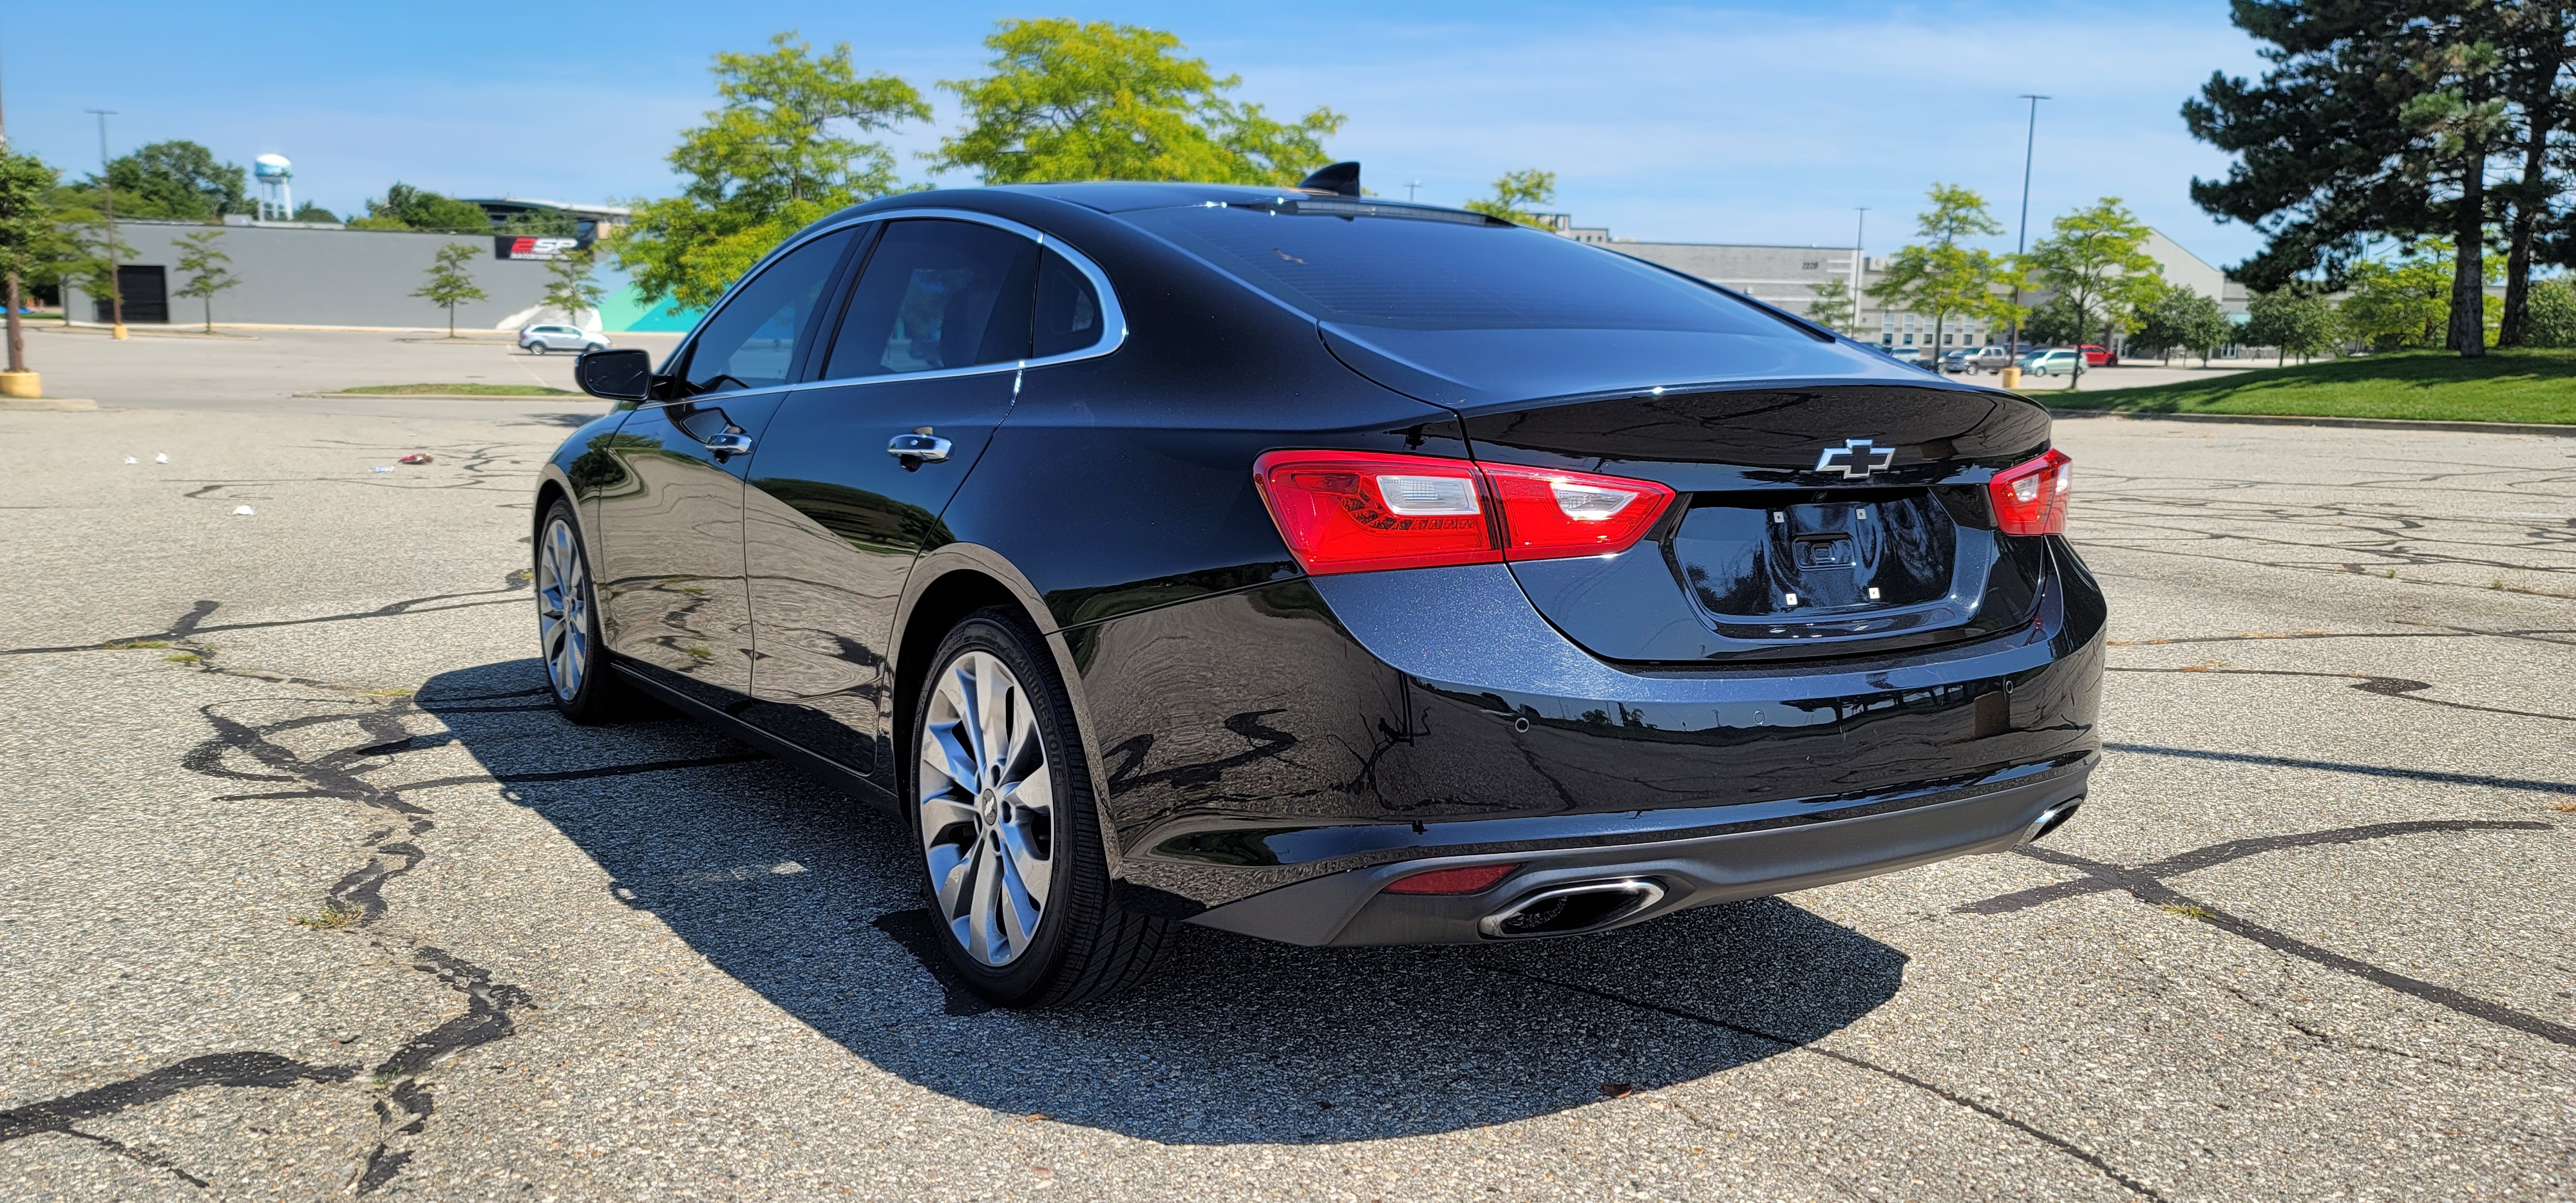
[0,1,2271,267]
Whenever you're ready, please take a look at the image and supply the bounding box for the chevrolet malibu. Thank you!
[535,167,2105,1008]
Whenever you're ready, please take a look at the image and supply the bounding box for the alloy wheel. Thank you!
[917,650,1056,967]
[536,516,591,701]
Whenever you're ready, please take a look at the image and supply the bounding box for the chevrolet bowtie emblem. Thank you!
[1815,438,1895,479]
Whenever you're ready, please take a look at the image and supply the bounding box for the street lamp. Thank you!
[86,109,126,340]
[2003,95,2047,385]
[1852,207,1868,339]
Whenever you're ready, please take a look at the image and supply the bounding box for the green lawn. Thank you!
[2040,349,2576,425]
[337,383,578,397]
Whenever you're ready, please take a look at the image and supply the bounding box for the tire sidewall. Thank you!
[907,612,1099,1005]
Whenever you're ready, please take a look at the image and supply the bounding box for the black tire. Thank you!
[535,498,638,724]
[907,607,1172,1007]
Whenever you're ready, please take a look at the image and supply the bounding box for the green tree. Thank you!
[289,201,340,225]
[934,19,1341,187]
[0,151,59,373]
[1867,184,2020,371]
[1464,169,1558,227]
[2338,241,2454,350]
[2523,278,2576,347]
[541,247,605,322]
[616,32,929,314]
[2183,3,2525,358]
[2242,289,2342,365]
[63,212,135,327]
[414,242,489,337]
[2492,5,2575,346]
[2144,287,2234,366]
[1804,276,1857,334]
[349,184,491,234]
[2021,198,2164,388]
[2021,292,2090,347]
[172,230,240,333]
[90,140,248,220]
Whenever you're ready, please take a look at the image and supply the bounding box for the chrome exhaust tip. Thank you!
[1477,878,1666,939]
[2024,799,2083,844]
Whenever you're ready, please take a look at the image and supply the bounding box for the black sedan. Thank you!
[538,169,2104,1008]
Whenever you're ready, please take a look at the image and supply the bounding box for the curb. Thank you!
[0,397,99,411]
[294,392,594,402]
[2047,408,2576,439]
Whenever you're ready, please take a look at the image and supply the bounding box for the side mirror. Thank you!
[575,348,655,402]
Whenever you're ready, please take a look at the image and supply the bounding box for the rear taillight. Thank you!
[1253,450,1674,576]
[1988,448,2072,536]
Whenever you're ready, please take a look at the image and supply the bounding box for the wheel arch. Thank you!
[893,545,1125,875]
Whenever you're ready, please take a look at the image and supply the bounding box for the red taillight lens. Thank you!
[1381,863,1521,895]
[1484,464,1676,561]
[1253,450,1674,576]
[1988,448,2072,536]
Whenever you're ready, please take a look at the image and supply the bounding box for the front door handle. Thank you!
[887,433,952,462]
[703,431,753,458]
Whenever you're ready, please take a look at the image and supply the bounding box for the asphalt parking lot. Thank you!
[1,355,2570,1199]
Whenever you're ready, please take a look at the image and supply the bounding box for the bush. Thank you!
[2524,279,2576,348]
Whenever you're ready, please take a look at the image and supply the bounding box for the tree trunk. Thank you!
[2500,122,2549,347]
[2450,154,2488,358]
[5,275,23,373]
[2500,10,2567,348]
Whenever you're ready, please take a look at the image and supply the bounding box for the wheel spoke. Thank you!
[999,819,1051,909]
[920,721,979,795]
[965,836,1003,963]
[928,843,972,920]
[917,793,978,850]
[998,838,1042,952]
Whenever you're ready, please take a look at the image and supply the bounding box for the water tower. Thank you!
[253,155,293,221]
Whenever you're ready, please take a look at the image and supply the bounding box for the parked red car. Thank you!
[2078,345,2119,366]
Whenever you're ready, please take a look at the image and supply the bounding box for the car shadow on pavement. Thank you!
[424,660,1907,1146]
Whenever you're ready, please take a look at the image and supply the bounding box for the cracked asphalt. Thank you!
[1,393,2570,1200]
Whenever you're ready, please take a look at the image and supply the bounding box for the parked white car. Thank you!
[2020,348,2083,377]
[520,325,609,355]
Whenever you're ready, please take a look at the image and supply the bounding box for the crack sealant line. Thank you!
[1481,965,2172,1203]
[2001,843,2576,1050]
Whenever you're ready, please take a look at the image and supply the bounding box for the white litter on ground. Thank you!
[155,453,169,464]
[232,506,256,516]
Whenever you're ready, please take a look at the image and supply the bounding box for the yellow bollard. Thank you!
[1998,366,2022,390]
[0,371,37,399]
[112,325,130,341]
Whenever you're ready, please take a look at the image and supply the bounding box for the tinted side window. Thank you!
[1034,249,1103,358]
[681,229,853,395]
[824,220,1038,378]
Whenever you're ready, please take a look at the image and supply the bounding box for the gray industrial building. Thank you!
[1551,218,2249,355]
[64,218,569,332]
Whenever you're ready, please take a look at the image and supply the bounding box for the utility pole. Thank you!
[87,109,126,339]
[1405,180,1421,203]
[1852,207,1868,341]
[0,30,23,385]
[2003,94,2047,386]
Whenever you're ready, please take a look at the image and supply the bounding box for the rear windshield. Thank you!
[1122,204,1784,334]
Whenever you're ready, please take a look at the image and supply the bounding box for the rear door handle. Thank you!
[703,431,753,457]
[887,433,952,462]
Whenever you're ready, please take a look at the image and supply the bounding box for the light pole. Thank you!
[1852,207,1868,340]
[1405,180,1421,202]
[0,30,24,393]
[2004,95,2047,384]
[86,109,126,339]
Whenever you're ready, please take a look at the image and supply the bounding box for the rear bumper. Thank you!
[1062,540,2105,919]
[1189,756,2089,945]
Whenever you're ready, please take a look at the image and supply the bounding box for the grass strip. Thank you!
[2036,349,2576,425]
[337,383,578,397]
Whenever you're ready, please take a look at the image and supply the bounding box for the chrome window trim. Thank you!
[663,205,1127,398]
